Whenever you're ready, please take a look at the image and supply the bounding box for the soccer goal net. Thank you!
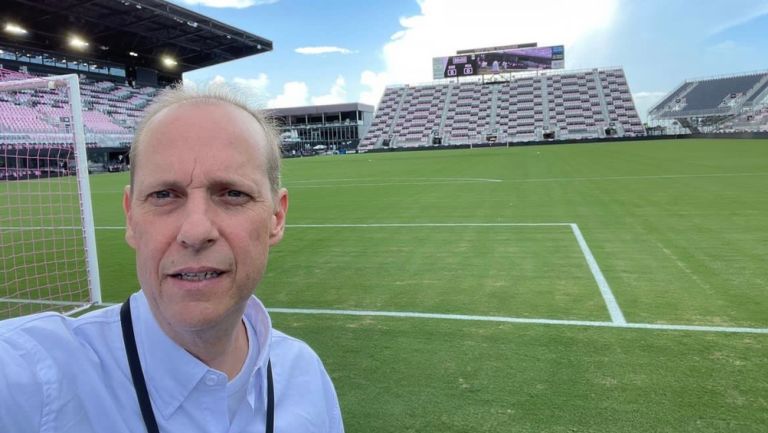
[0,74,101,319]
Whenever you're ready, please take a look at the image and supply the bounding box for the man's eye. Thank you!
[148,190,175,202]
[223,190,251,203]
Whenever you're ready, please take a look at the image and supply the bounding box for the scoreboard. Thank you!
[432,45,564,80]
[436,55,477,78]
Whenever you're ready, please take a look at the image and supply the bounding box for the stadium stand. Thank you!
[0,0,273,174]
[717,106,768,132]
[0,68,156,145]
[648,70,768,133]
[361,67,644,149]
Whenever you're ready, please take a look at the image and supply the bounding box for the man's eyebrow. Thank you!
[138,177,261,194]
[140,179,186,192]
[207,176,259,189]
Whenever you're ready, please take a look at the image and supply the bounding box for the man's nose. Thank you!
[176,196,219,251]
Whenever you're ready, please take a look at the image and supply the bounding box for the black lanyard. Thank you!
[120,299,274,433]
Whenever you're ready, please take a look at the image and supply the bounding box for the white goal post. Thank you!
[0,74,101,318]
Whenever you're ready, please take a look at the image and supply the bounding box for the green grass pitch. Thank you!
[10,138,768,431]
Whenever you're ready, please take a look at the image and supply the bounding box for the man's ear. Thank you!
[269,188,289,247]
[123,185,137,249]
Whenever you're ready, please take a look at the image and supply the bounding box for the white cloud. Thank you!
[173,0,277,8]
[632,91,668,122]
[356,0,618,105]
[385,0,617,84]
[295,46,354,55]
[209,75,227,85]
[359,70,389,106]
[192,74,270,105]
[182,77,200,90]
[633,91,668,100]
[232,74,270,94]
[311,76,347,105]
[267,81,309,108]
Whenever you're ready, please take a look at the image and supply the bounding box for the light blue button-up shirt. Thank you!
[0,291,344,433]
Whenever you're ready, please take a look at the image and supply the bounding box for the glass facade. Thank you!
[272,106,373,155]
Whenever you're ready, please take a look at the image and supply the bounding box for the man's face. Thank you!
[123,101,287,334]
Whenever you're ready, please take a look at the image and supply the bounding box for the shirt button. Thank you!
[204,374,218,386]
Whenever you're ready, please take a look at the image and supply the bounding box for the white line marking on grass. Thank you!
[3,223,574,231]
[0,222,627,326]
[2,226,121,230]
[21,222,763,334]
[93,303,768,334]
[652,238,712,291]
[570,224,626,325]
[286,223,571,228]
[288,177,503,184]
[0,297,88,307]
[288,179,502,188]
[505,172,768,183]
[265,308,768,334]
[86,178,504,193]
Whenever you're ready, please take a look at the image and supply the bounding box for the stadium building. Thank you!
[648,70,768,134]
[269,103,374,155]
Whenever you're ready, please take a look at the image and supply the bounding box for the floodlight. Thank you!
[128,51,138,57]
[69,36,89,49]
[5,23,28,35]
[161,56,177,67]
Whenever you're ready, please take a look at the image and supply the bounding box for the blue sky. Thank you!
[177,0,768,121]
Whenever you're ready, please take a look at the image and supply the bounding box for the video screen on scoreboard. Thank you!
[432,45,564,79]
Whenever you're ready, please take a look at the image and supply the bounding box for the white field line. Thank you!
[287,179,502,188]
[0,297,88,307]
[285,221,628,326]
[264,308,768,335]
[570,223,626,325]
[91,303,768,334]
[286,223,571,228]
[652,238,712,291]
[0,226,95,231]
[36,172,768,194]
[3,223,573,230]
[287,177,503,183]
[10,223,767,334]
[504,172,768,183]
[86,178,504,194]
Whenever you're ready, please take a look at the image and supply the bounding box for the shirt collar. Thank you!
[131,291,273,419]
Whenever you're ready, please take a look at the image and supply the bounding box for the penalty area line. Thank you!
[570,223,626,325]
[93,303,768,334]
[266,307,768,335]
[4,222,575,231]
[287,179,502,188]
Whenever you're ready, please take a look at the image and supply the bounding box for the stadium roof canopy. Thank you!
[268,103,375,117]
[0,0,272,75]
